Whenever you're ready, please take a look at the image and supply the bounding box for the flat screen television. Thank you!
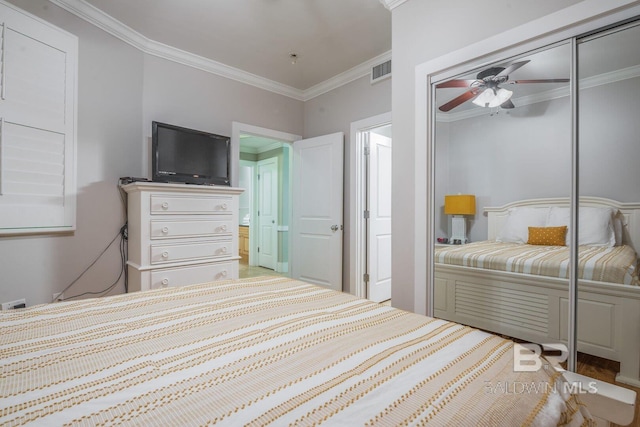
[152,121,231,186]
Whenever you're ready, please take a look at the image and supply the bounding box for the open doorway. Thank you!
[232,123,299,279]
[233,123,345,290]
[350,113,392,302]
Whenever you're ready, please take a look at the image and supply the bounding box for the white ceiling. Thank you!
[80,0,392,91]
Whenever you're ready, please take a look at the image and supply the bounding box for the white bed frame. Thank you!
[434,197,640,387]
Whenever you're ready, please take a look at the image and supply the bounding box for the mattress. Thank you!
[435,241,640,285]
[1,277,591,426]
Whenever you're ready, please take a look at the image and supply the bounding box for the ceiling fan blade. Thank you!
[436,79,477,88]
[496,60,530,77]
[509,79,570,84]
[439,89,478,112]
[500,99,515,109]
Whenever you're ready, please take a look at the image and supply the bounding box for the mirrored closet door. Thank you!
[429,15,640,386]
[577,20,640,385]
[431,42,572,357]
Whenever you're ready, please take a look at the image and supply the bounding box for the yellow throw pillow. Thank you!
[527,226,567,246]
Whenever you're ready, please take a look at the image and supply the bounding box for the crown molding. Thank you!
[49,0,305,100]
[302,50,392,101]
[379,0,408,10]
[49,0,390,102]
[436,64,640,123]
[144,40,304,100]
[48,0,148,50]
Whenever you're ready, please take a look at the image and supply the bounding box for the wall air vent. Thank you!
[371,59,391,84]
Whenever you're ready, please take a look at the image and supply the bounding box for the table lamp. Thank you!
[444,194,476,244]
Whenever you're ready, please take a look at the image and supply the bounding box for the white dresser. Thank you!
[122,182,244,292]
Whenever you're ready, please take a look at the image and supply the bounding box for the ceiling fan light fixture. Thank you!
[471,88,495,107]
[489,88,513,108]
[471,87,513,108]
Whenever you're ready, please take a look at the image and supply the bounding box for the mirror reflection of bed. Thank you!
[432,18,640,410]
[434,198,640,381]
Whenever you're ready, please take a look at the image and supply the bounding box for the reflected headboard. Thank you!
[484,197,640,251]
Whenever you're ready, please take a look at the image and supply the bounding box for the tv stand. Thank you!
[122,182,244,292]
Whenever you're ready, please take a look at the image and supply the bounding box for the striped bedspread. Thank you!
[435,241,640,285]
[1,277,591,426]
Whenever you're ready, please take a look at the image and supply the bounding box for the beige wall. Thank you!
[389,0,639,313]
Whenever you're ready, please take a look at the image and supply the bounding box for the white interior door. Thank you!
[367,133,392,302]
[257,157,278,270]
[291,132,344,291]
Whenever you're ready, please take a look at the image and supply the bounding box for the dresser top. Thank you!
[121,181,244,195]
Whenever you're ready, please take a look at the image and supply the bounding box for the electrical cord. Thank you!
[52,180,130,303]
[52,223,128,302]
[118,178,129,293]
[122,222,128,293]
[118,181,128,219]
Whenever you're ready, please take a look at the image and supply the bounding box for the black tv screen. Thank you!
[152,121,230,186]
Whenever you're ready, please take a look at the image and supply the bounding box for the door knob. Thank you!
[330,224,339,231]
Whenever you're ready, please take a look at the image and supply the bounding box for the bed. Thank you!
[1,276,590,426]
[434,197,640,387]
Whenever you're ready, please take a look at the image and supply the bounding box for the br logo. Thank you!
[513,343,568,372]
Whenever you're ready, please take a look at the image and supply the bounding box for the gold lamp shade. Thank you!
[444,195,476,215]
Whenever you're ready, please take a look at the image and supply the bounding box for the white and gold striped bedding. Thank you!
[1,277,591,426]
[435,241,640,285]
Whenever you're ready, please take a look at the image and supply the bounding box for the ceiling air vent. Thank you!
[371,59,391,84]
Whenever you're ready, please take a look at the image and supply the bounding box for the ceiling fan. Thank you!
[437,60,569,112]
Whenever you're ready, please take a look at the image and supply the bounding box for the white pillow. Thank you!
[546,206,616,247]
[496,207,549,244]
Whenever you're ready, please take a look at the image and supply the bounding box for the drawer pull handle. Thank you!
[161,278,169,287]
[220,225,227,232]
[221,270,227,277]
[221,203,228,210]
[162,251,169,259]
[220,247,227,254]
[162,202,169,210]
[162,227,169,234]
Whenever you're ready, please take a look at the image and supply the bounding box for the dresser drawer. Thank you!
[150,219,233,239]
[150,262,235,290]
[150,240,233,264]
[150,195,233,215]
